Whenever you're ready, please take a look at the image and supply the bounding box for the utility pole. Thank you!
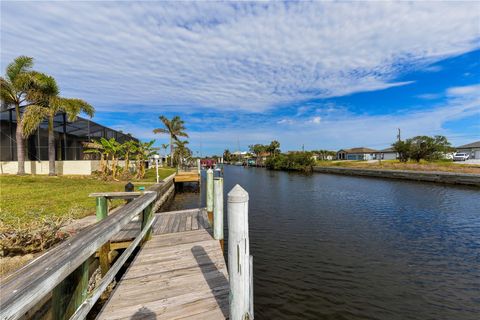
[397,128,401,142]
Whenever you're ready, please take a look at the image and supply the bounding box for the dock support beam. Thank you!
[52,259,89,320]
[213,177,224,251]
[206,168,214,225]
[141,203,154,241]
[96,196,110,276]
[228,184,253,320]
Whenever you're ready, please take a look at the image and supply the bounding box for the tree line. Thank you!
[392,135,454,162]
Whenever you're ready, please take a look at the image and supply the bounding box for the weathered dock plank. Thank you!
[97,210,228,320]
[174,172,200,183]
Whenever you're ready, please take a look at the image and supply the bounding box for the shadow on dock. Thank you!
[191,245,229,318]
[131,306,156,320]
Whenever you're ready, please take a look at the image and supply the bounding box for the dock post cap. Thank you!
[228,184,249,203]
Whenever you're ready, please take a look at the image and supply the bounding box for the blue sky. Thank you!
[1,1,479,155]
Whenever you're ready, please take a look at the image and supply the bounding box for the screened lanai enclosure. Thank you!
[0,108,137,162]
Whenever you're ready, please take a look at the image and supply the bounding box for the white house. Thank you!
[336,147,379,160]
[456,141,480,159]
[378,147,398,160]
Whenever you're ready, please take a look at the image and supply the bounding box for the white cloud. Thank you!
[1,1,479,112]
[277,119,294,125]
[447,84,480,96]
[308,116,322,124]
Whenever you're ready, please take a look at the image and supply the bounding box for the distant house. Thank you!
[232,151,248,158]
[456,141,480,159]
[378,147,398,160]
[336,147,379,160]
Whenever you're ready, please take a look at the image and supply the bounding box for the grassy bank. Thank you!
[315,160,480,174]
[0,167,175,228]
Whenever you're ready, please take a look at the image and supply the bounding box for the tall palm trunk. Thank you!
[48,116,56,176]
[15,106,26,175]
[170,135,174,167]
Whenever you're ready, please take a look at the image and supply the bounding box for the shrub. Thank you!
[266,152,315,172]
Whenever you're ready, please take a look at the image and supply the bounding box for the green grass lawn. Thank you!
[0,167,176,228]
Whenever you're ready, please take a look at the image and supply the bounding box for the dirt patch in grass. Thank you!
[316,160,480,174]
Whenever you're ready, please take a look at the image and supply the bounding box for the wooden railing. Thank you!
[0,191,157,320]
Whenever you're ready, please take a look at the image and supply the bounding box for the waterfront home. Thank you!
[336,147,379,160]
[233,151,249,158]
[0,108,137,175]
[254,151,271,166]
[456,141,480,159]
[377,147,398,160]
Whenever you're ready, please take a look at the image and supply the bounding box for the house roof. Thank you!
[380,147,395,152]
[456,141,480,149]
[338,147,379,154]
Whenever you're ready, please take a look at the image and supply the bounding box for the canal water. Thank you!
[167,165,480,320]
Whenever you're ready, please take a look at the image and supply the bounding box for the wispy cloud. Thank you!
[119,84,480,152]
[1,1,479,112]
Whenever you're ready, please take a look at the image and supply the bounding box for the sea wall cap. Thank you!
[228,184,249,203]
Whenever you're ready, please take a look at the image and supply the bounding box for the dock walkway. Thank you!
[97,208,229,320]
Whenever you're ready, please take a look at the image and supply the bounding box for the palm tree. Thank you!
[268,140,281,158]
[173,140,191,168]
[83,140,108,177]
[134,140,157,179]
[223,149,232,162]
[161,143,169,166]
[21,74,94,175]
[153,116,188,166]
[0,56,47,174]
[121,140,137,176]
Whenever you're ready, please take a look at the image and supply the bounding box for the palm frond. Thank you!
[153,128,169,134]
[20,105,49,138]
[60,98,94,121]
[6,56,33,83]
[0,77,17,106]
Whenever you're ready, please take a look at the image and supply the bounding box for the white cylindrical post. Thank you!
[197,158,201,174]
[228,184,252,320]
[213,177,224,250]
[249,255,254,318]
[206,168,214,225]
[155,159,159,183]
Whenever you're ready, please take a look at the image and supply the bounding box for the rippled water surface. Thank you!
[167,166,480,320]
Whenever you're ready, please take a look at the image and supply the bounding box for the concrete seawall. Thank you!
[313,166,480,187]
[148,173,176,212]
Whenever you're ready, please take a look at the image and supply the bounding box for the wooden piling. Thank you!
[213,177,224,251]
[52,259,89,320]
[206,168,214,225]
[141,203,154,241]
[95,196,110,276]
[227,184,253,320]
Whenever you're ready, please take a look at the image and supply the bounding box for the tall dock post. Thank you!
[206,168,214,225]
[197,158,201,174]
[213,177,224,251]
[96,196,110,276]
[228,185,253,320]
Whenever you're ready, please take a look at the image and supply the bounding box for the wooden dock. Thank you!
[174,171,200,183]
[97,208,229,319]
[1,182,253,320]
